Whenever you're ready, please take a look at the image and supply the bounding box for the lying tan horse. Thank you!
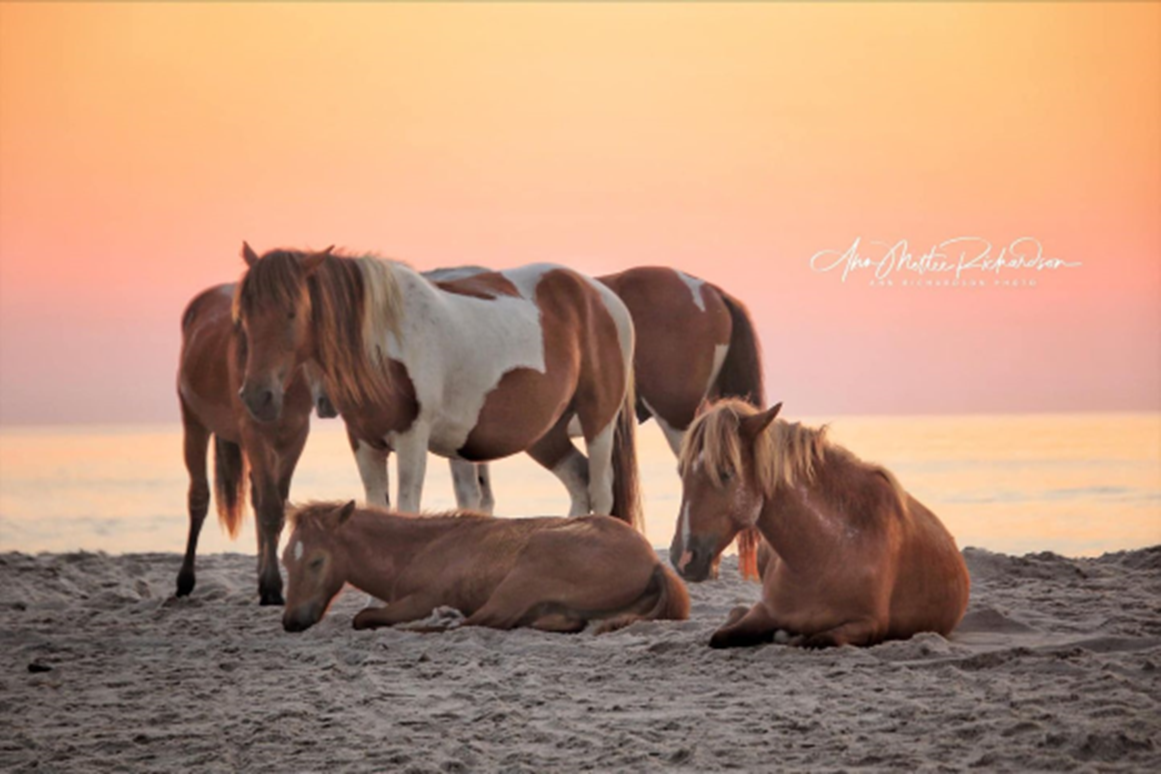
[670,399,970,648]
[282,501,690,634]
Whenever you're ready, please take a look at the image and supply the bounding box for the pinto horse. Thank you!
[671,400,970,648]
[233,244,641,528]
[281,501,690,633]
[426,265,766,575]
[176,283,333,605]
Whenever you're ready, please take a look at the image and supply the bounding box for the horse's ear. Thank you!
[242,241,260,267]
[300,249,330,276]
[333,500,357,530]
[741,402,781,438]
[695,398,713,417]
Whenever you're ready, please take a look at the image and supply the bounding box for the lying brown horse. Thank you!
[281,501,690,634]
[670,399,970,648]
[177,283,333,605]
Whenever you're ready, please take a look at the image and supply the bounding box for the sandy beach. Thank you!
[2,546,1159,772]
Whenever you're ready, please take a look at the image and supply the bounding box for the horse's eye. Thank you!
[721,468,735,483]
[288,309,297,320]
[309,557,324,570]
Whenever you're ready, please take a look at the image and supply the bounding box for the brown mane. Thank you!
[233,248,403,412]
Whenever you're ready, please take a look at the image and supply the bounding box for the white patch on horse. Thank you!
[367,265,551,457]
[216,283,236,298]
[642,398,685,457]
[293,540,303,563]
[679,501,692,554]
[707,343,729,393]
[675,271,707,312]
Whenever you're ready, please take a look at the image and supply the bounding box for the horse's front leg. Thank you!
[393,427,431,514]
[352,593,438,630]
[708,601,780,649]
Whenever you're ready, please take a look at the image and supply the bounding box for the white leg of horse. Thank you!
[477,463,495,515]
[449,459,483,511]
[355,440,391,508]
[585,421,617,516]
[654,415,686,458]
[551,448,592,517]
[394,428,431,514]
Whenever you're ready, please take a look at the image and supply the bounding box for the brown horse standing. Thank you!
[670,399,970,648]
[176,283,330,605]
[281,501,690,633]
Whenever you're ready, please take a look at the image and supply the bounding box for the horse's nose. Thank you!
[240,383,282,423]
[282,613,305,633]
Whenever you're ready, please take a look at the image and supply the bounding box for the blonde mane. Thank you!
[288,501,492,532]
[234,248,406,412]
[680,399,906,506]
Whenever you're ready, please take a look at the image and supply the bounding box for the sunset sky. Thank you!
[1,2,1158,425]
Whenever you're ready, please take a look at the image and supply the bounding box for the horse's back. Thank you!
[178,285,238,435]
[890,493,971,637]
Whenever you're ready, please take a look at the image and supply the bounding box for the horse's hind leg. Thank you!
[176,405,211,597]
[708,601,780,649]
[527,421,591,517]
[798,617,882,648]
[530,612,587,633]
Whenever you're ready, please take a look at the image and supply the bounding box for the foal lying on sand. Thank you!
[282,501,690,634]
[670,400,970,648]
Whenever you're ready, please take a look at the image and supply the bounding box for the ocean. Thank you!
[1,414,1158,558]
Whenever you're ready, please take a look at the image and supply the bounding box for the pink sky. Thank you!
[1,2,1158,425]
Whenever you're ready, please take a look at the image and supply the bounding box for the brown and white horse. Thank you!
[426,265,766,575]
[233,244,641,528]
[671,400,971,648]
[176,283,333,605]
[281,501,690,633]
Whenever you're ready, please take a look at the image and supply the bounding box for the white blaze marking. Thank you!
[679,501,691,550]
[293,540,303,562]
[675,271,707,312]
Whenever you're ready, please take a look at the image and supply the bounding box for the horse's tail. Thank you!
[737,526,761,581]
[595,564,691,634]
[610,371,643,533]
[213,436,248,539]
[712,286,765,407]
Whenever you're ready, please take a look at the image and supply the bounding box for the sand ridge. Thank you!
[1,547,1159,772]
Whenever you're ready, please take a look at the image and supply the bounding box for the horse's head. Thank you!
[670,400,781,582]
[233,242,332,422]
[281,500,356,633]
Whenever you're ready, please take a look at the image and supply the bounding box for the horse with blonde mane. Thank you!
[670,399,970,648]
[176,283,334,605]
[233,244,641,528]
[281,501,690,633]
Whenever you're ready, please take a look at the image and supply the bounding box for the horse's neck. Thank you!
[758,456,848,569]
[337,511,461,596]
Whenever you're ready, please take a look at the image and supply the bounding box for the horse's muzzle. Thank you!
[239,383,284,423]
[670,536,719,583]
[282,605,320,633]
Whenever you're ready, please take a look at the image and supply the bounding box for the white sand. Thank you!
[2,547,1159,772]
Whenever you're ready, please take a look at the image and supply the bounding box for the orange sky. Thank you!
[1,2,1158,424]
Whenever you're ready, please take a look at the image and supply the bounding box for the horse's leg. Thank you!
[529,612,587,634]
[708,601,780,649]
[582,419,616,516]
[798,617,882,649]
[247,443,285,606]
[653,412,686,458]
[351,594,438,630]
[526,421,591,516]
[393,427,431,514]
[477,463,495,515]
[176,405,211,597]
[351,429,391,508]
[449,459,483,511]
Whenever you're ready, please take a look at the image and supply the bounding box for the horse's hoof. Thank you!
[175,573,195,597]
[259,592,285,607]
